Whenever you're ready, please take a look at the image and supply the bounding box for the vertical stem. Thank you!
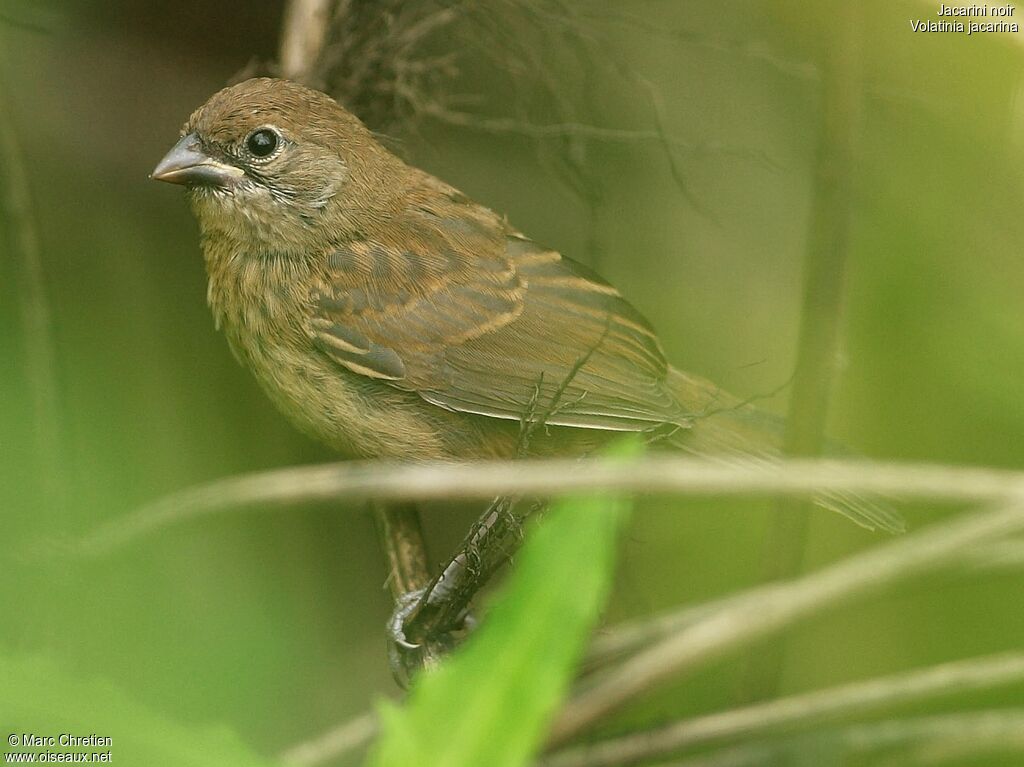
[372,501,432,601]
[373,500,440,686]
[741,4,865,702]
[278,0,334,82]
[0,53,64,510]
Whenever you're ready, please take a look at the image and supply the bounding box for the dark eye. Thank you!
[246,128,279,158]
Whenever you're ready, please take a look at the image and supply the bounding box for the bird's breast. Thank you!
[202,240,310,344]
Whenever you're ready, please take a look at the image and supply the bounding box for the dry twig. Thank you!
[279,0,334,81]
[74,456,1024,556]
[643,710,1024,767]
[546,498,1024,745]
[542,653,1024,767]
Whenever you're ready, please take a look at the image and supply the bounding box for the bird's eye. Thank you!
[245,128,280,159]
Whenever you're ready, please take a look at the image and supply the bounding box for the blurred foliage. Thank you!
[1,654,274,766]
[2,0,1024,765]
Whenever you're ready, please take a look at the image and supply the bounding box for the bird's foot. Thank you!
[385,588,476,688]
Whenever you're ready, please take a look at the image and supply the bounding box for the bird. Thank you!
[151,77,899,533]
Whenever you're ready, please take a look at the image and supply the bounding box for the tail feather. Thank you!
[664,367,905,533]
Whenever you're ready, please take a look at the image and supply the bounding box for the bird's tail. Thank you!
[663,367,905,533]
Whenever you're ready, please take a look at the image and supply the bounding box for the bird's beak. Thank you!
[151,133,244,187]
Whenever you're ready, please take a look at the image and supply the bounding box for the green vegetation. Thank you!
[3,2,1024,765]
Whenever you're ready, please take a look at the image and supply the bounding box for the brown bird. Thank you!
[152,77,898,532]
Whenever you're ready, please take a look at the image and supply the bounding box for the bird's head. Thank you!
[152,78,398,253]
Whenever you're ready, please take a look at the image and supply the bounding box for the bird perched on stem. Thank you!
[152,77,899,532]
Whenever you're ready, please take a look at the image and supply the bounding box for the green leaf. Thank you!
[367,439,639,767]
[1,654,276,767]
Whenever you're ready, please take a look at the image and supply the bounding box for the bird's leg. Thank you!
[372,501,449,686]
[377,494,544,688]
[403,496,538,642]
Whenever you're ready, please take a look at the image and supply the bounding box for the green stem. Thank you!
[741,3,865,703]
[0,52,64,511]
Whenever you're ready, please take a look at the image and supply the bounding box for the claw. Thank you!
[387,588,426,650]
[384,586,476,687]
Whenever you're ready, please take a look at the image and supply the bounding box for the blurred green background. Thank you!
[3,0,1024,763]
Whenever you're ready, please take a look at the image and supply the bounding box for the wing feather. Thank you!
[308,191,690,431]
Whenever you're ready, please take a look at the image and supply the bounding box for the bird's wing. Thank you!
[307,192,690,431]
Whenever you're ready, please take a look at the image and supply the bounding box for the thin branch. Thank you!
[643,710,1024,767]
[71,461,1024,752]
[541,653,1024,767]
[71,456,1024,556]
[276,626,1024,767]
[414,101,752,154]
[584,592,753,674]
[273,493,1024,766]
[545,498,1024,746]
[278,0,335,81]
[584,531,1023,675]
[372,501,431,600]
